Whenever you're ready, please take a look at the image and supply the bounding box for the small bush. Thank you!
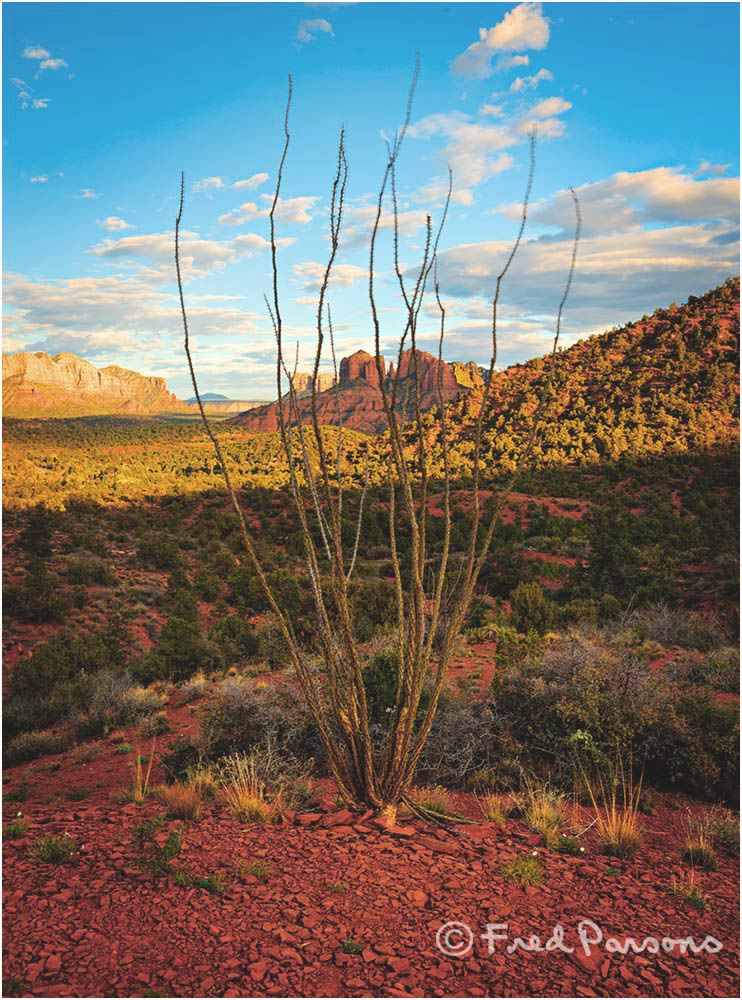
[132,815,183,873]
[140,712,170,738]
[708,806,740,856]
[502,854,543,886]
[509,582,556,635]
[114,744,135,755]
[31,834,77,864]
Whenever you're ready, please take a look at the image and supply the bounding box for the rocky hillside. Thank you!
[2,352,187,418]
[231,349,485,434]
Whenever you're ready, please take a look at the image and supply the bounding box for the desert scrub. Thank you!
[4,729,72,766]
[708,806,740,855]
[31,833,77,864]
[502,854,543,886]
[156,782,203,820]
[580,755,643,859]
[139,711,170,737]
[174,672,209,706]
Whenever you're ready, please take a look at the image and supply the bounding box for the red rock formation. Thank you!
[2,352,187,417]
[231,348,475,435]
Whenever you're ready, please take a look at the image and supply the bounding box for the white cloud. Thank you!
[218,194,319,227]
[530,96,572,118]
[499,166,740,238]
[193,176,226,194]
[296,18,334,43]
[74,188,101,199]
[39,58,68,71]
[480,103,504,117]
[232,172,269,190]
[496,54,530,72]
[23,46,51,60]
[452,3,550,79]
[98,216,135,232]
[510,68,553,93]
[409,112,517,188]
[293,261,367,291]
[31,98,51,110]
[30,175,48,184]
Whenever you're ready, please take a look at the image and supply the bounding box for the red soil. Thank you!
[3,697,739,999]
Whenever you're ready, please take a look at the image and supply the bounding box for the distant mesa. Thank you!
[2,351,187,418]
[186,393,231,403]
[231,348,486,434]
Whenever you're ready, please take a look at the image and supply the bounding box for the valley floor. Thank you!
[2,697,739,1000]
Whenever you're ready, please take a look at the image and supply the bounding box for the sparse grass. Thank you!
[2,821,28,839]
[30,833,77,864]
[554,835,586,855]
[174,869,225,894]
[70,745,101,765]
[128,737,156,804]
[341,936,363,955]
[184,763,219,799]
[114,743,135,755]
[3,787,28,803]
[669,869,709,912]
[521,784,571,848]
[477,792,511,824]
[329,881,349,894]
[132,815,182,873]
[245,859,272,881]
[219,752,282,824]
[680,814,718,871]
[501,854,543,886]
[581,755,643,859]
[156,782,203,820]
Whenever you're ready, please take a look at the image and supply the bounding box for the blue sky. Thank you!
[3,2,740,399]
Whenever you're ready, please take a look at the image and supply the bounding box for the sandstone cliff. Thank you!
[2,352,187,417]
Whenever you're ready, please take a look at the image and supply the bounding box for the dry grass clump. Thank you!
[477,792,512,824]
[219,752,282,824]
[410,785,461,818]
[156,781,203,820]
[521,783,571,848]
[581,755,643,859]
[128,737,156,804]
[680,813,718,871]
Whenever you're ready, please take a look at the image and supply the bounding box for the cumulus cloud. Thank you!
[296,18,335,43]
[193,176,226,194]
[23,46,51,60]
[530,96,572,118]
[499,166,741,238]
[97,216,135,232]
[496,54,530,72]
[218,194,319,227]
[452,3,549,79]
[293,261,367,291]
[510,68,553,92]
[409,112,517,188]
[232,172,269,190]
[39,58,67,71]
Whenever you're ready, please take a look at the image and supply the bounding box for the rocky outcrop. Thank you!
[2,352,187,417]
[290,372,337,396]
[230,348,479,434]
[451,361,486,390]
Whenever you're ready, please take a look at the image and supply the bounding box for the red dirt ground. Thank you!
[2,696,739,999]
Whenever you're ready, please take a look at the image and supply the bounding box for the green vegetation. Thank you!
[30,834,77,864]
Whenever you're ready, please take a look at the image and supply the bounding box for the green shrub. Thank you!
[210,615,260,663]
[509,582,556,635]
[502,854,543,886]
[3,822,28,839]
